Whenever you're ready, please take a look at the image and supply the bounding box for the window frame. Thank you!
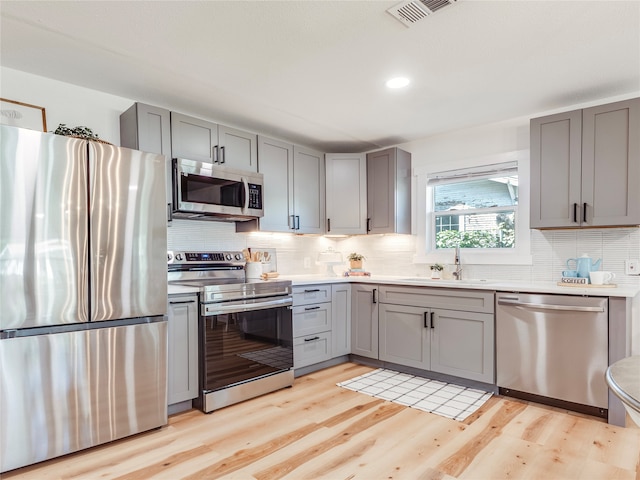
[413,150,532,266]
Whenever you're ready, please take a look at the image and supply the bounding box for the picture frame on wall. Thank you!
[0,98,47,132]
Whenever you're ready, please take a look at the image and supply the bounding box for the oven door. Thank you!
[174,158,263,218]
[200,297,293,395]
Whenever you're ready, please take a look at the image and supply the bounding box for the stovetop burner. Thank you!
[167,250,291,303]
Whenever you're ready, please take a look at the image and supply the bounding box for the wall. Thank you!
[2,67,639,287]
[1,67,131,143]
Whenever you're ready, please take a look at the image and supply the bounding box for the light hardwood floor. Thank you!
[4,362,640,480]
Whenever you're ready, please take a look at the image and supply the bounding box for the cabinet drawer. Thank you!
[293,303,331,337]
[294,331,332,368]
[292,285,332,306]
[379,286,494,314]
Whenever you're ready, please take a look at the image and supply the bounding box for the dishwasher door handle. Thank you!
[497,298,605,313]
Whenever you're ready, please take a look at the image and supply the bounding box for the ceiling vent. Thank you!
[387,0,458,27]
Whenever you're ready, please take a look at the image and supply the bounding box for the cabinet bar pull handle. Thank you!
[212,145,219,163]
[295,215,300,230]
[573,203,578,223]
[169,300,196,305]
[304,306,320,311]
[423,311,428,328]
[583,202,587,223]
[366,218,371,232]
[289,215,296,230]
[430,312,435,328]
[304,289,321,293]
[497,298,605,312]
[372,288,377,304]
[220,146,226,164]
[304,336,320,342]
[327,218,331,232]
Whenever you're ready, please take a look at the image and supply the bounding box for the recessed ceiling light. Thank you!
[386,77,410,89]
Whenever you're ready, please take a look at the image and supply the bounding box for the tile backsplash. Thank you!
[168,220,640,286]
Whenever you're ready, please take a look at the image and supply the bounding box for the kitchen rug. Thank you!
[337,368,492,421]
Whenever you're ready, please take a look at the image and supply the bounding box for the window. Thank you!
[414,153,531,266]
[432,173,518,249]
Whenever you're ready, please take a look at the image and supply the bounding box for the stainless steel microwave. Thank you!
[172,158,264,221]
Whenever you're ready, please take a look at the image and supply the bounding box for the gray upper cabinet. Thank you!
[244,136,325,234]
[325,153,367,235]
[366,147,411,234]
[119,103,172,222]
[254,136,294,232]
[171,112,257,171]
[170,112,217,163]
[293,146,325,234]
[120,103,172,156]
[530,97,640,228]
[218,124,258,171]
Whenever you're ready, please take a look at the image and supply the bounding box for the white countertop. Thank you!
[280,274,640,298]
[168,274,640,298]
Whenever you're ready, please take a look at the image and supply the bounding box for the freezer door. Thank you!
[89,143,168,321]
[0,321,168,472]
[0,126,89,330]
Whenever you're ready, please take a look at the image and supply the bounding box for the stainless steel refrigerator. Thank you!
[0,125,168,472]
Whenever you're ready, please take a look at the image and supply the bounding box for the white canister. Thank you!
[245,262,263,279]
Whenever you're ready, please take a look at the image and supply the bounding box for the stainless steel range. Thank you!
[168,251,293,413]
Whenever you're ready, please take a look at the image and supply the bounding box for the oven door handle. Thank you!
[202,296,293,315]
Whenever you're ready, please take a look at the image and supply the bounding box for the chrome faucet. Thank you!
[453,246,463,280]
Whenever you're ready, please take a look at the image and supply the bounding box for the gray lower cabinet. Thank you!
[351,284,379,358]
[331,283,351,357]
[430,309,494,383]
[530,97,640,228]
[292,283,351,370]
[167,294,198,406]
[379,303,430,369]
[378,286,495,384]
[292,285,332,368]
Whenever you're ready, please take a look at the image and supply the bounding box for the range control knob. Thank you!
[225,253,233,261]
[235,253,243,260]
[167,252,173,263]
[175,253,183,261]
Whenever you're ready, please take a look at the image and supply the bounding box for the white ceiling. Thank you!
[1,1,639,153]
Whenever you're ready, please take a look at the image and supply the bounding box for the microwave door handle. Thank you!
[241,177,249,210]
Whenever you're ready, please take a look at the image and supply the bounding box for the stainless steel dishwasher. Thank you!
[496,293,608,418]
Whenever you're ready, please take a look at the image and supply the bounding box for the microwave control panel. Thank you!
[248,183,262,209]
